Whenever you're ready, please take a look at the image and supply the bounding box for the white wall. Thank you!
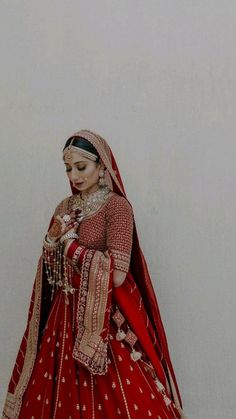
[0,1,235,417]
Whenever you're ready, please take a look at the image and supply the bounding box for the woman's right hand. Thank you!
[47,209,80,242]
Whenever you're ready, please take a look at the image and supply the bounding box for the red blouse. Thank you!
[54,192,134,273]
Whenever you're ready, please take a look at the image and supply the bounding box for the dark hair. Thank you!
[63,136,100,163]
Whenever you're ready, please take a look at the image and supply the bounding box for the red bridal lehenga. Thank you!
[2,130,185,419]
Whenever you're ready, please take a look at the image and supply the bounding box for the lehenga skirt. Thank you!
[17,272,181,419]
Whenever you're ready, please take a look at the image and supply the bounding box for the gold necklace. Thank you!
[72,185,111,219]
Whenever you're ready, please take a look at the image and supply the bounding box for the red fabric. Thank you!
[66,239,81,260]
[113,273,167,385]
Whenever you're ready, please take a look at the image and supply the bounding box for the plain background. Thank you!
[0,1,235,418]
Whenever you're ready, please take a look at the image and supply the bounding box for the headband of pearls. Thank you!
[63,139,98,162]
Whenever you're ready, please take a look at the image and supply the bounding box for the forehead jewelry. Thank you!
[63,142,98,162]
[64,138,74,160]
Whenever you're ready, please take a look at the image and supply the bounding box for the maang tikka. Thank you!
[64,138,74,160]
[63,138,99,162]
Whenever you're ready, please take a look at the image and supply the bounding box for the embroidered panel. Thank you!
[72,250,112,375]
[106,195,133,273]
[52,193,134,274]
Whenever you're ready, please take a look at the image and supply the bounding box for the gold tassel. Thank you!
[112,307,126,341]
[116,329,126,341]
[130,348,142,362]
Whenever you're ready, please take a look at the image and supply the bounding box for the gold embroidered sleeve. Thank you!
[53,196,71,217]
[106,196,134,273]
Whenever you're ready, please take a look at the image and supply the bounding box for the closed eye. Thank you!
[65,166,86,172]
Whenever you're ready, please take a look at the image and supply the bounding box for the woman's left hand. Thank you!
[59,222,79,244]
[113,270,127,287]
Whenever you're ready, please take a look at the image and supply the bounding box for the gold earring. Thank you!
[98,170,106,186]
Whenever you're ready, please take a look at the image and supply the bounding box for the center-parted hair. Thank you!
[63,136,100,163]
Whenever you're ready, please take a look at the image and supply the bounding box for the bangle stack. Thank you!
[60,232,79,244]
[43,234,59,249]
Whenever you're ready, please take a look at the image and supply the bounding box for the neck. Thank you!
[80,185,100,199]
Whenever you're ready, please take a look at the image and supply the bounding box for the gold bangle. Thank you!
[43,234,59,249]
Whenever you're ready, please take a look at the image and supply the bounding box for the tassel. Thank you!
[51,287,55,301]
[163,395,171,407]
[130,348,142,362]
[155,379,172,408]
[124,328,142,362]
[112,307,126,341]
[116,329,126,341]
[155,378,165,392]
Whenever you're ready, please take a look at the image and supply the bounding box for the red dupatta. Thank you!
[68,130,183,411]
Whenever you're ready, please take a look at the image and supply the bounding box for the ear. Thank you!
[98,161,105,171]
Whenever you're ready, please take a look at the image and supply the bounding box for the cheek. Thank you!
[85,166,99,180]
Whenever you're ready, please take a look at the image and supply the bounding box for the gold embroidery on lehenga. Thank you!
[53,296,68,419]
[109,343,132,419]
[3,257,43,419]
[90,373,95,419]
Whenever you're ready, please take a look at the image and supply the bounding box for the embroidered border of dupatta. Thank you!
[72,249,113,375]
[3,257,43,419]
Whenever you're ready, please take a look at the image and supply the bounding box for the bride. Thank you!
[2,129,185,419]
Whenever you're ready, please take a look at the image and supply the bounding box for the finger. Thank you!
[65,219,77,229]
[70,209,78,214]
[72,208,82,216]
[55,215,64,223]
[70,221,79,231]
[69,208,79,216]
[63,211,77,222]
[72,222,79,230]
[63,222,79,235]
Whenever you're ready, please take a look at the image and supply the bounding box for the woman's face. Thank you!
[64,150,103,195]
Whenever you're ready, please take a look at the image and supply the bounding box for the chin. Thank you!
[74,184,85,190]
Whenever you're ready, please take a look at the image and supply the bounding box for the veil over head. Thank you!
[65,129,183,410]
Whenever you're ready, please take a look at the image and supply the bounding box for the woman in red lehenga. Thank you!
[2,130,186,419]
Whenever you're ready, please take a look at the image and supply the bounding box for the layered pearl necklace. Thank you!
[72,185,112,219]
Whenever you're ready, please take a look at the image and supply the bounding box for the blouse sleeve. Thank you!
[106,195,134,273]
